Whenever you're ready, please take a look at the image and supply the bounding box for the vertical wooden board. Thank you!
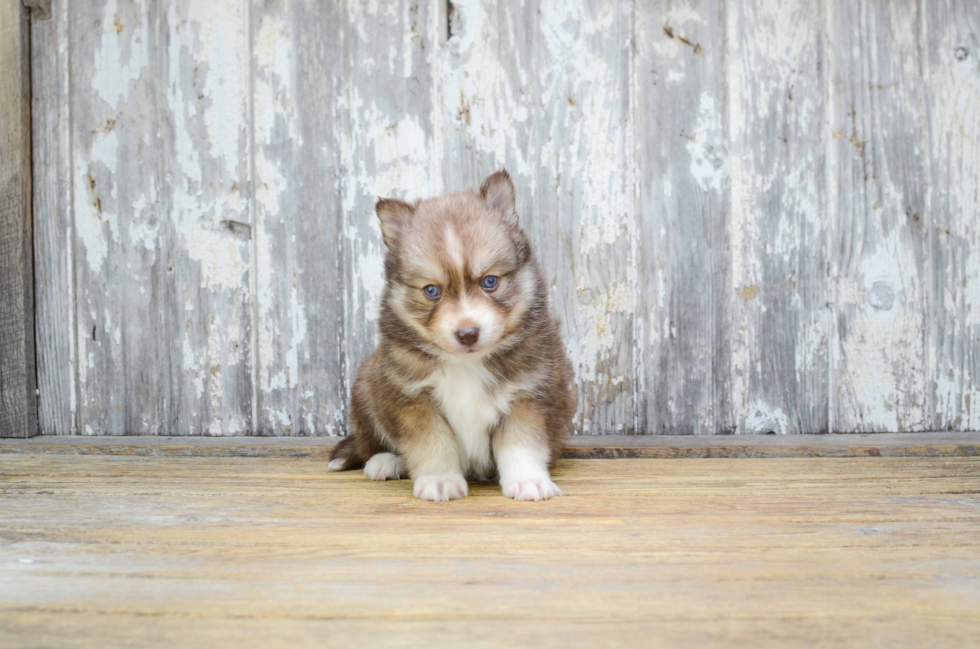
[923,0,980,431]
[161,0,253,435]
[71,0,253,435]
[251,1,346,435]
[727,0,829,433]
[32,0,76,434]
[340,0,442,424]
[440,0,637,434]
[437,0,523,195]
[634,0,732,434]
[70,0,158,435]
[827,0,930,431]
[0,0,37,438]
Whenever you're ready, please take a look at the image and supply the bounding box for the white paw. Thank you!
[364,453,405,481]
[327,459,346,471]
[413,474,468,502]
[501,478,561,501]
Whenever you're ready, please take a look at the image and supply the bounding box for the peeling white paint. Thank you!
[183,335,205,400]
[253,10,296,402]
[926,20,980,431]
[207,312,225,436]
[567,281,633,387]
[265,406,292,428]
[186,228,249,291]
[285,286,307,388]
[128,197,157,252]
[686,92,727,193]
[349,232,387,327]
[440,0,532,179]
[167,2,250,292]
[91,0,147,108]
[744,402,789,435]
[74,128,119,273]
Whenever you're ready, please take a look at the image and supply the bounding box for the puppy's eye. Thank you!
[481,275,499,291]
[423,285,441,299]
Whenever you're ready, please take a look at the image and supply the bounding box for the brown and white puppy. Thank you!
[328,170,575,502]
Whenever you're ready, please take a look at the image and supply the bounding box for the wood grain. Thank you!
[31,0,75,435]
[827,0,931,432]
[728,0,829,434]
[923,0,980,431]
[1,454,978,648]
[250,0,346,435]
[69,0,158,435]
[635,0,732,434]
[0,0,37,439]
[160,0,254,436]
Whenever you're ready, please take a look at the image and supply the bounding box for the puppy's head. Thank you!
[377,170,536,358]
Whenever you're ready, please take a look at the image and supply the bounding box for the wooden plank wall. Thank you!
[1,0,38,438]
[30,0,980,436]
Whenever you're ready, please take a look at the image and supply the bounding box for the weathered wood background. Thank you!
[31,0,980,436]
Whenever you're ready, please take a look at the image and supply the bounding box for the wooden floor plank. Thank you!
[1,454,979,648]
[1,433,978,459]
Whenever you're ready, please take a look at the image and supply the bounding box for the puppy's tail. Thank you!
[327,436,363,471]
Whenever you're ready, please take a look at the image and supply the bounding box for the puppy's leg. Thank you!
[394,403,467,502]
[493,401,561,501]
[363,452,406,481]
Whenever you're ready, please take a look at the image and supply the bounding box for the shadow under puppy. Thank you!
[329,170,575,502]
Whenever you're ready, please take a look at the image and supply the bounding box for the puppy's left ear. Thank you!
[375,198,414,247]
[480,169,517,226]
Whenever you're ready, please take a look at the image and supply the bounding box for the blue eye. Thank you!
[482,275,499,291]
[423,285,441,299]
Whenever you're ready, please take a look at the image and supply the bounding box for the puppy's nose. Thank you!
[455,327,480,347]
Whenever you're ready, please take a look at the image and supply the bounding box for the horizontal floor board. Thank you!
[0,433,977,459]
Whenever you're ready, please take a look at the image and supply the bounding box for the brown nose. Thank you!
[455,327,480,347]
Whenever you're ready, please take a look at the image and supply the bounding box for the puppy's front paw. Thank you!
[364,453,405,481]
[501,478,561,501]
[413,474,468,501]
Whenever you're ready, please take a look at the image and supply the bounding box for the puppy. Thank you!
[328,170,575,501]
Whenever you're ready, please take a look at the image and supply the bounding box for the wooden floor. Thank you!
[2,454,979,648]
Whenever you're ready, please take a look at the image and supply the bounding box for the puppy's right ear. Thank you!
[375,198,414,247]
[480,169,517,226]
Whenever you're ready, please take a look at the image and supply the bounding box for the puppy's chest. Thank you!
[430,363,514,470]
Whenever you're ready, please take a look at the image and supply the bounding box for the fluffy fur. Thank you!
[329,170,575,502]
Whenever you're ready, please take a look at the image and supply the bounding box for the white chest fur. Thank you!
[431,360,513,479]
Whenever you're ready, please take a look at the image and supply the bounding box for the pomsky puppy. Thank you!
[328,170,575,502]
